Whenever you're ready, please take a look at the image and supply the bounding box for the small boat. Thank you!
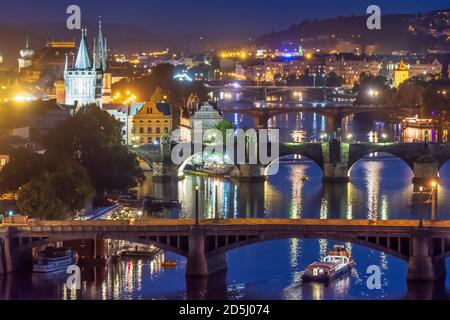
[33,248,78,273]
[302,245,354,283]
[161,261,177,268]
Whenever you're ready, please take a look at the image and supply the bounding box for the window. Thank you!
[0,159,6,167]
[131,128,135,134]
[156,127,160,134]
[147,127,152,134]
[147,108,150,114]
[148,137,152,143]
[139,127,144,134]
[164,127,169,134]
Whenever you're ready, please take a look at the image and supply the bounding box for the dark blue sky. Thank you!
[1,0,449,36]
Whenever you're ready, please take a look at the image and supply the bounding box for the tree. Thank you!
[45,105,145,193]
[326,72,344,87]
[17,171,69,220]
[390,82,425,107]
[0,148,51,193]
[17,161,94,220]
[213,120,235,142]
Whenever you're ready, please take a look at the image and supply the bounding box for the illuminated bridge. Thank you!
[218,102,419,131]
[131,141,450,183]
[1,218,450,283]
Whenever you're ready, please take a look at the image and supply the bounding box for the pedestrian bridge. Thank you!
[1,218,450,282]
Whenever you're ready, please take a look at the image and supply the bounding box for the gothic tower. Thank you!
[64,21,108,109]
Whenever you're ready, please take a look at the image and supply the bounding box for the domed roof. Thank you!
[20,37,34,59]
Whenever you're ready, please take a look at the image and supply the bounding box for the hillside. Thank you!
[255,13,444,53]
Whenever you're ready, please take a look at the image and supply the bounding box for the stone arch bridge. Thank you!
[131,141,450,183]
[218,102,419,132]
[2,219,450,283]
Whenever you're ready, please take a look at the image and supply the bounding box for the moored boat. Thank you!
[33,247,78,273]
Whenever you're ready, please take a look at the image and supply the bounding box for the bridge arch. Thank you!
[263,154,323,177]
[206,233,410,262]
[15,233,189,257]
[348,151,414,177]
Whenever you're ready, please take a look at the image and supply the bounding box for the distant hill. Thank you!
[254,13,444,54]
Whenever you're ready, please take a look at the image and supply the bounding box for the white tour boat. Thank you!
[33,248,78,273]
[302,245,354,283]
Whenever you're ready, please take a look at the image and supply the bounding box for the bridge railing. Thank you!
[3,218,450,229]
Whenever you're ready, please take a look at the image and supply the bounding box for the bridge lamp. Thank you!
[431,180,438,221]
[347,134,353,141]
[195,186,200,225]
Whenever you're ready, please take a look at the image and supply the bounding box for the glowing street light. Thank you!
[195,186,200,226]
[419,186,424,228]
[431,180,438,221]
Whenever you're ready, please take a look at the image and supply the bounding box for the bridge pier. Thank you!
[407,232,446,282]
[0,231,32,274]
[412,155,439,185]
[231,164,266,180]
[186,228,228,278]
[322,140,350,183]
[322,163,349,183]
[152,162,183,182]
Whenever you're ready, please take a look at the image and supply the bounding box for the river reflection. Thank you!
[3,239,450,300]
[136,155,450,221]
[3,111,450,300]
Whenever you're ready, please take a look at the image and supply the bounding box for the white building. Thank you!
[410,58,442,78]
[191,102,224,141]
[103,104,129,144]
[64,21,109,109]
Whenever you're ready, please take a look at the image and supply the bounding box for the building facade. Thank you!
[64,21,109,108]
[131,102,173,145]
[190,102,223,139]
[394,59,410,88]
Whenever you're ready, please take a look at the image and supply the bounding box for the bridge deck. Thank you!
[2,218,450,229]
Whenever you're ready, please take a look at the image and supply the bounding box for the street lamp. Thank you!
[347,133,353,142]
[419,186,424,228]
[431,180,438,221]
[381,133,388,144]
[195,186,200,226]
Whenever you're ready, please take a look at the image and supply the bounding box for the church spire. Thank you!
[64,54,68,72]
[74,28,91,70]
[97,17,107,71]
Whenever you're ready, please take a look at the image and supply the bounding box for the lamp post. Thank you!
[195,186,200,226]
[419,186,424,228]
[431,180,438,221]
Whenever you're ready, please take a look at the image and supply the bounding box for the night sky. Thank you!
[1,0,449,36]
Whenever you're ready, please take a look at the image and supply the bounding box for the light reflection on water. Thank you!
[3,112,450,299]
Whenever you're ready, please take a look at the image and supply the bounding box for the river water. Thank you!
[1,112,450,300]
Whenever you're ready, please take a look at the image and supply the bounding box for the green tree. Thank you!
[0,148,51,193]
[45,105,145,193]
[213,120,235,142]
[17,171,69,220]
[17,161,94,220]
